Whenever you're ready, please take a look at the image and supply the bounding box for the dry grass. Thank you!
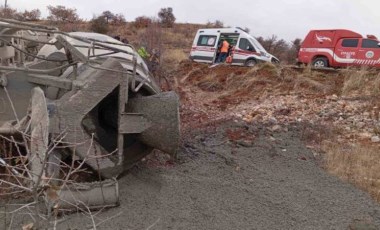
[227,63,280,88]
[163,31,192,48]
[294,76,330,93]
[323,142,380,202]
[163,49,188,64]
[39,20,90,32]
[342,68,380,96]
[172,23,202,38]
[161,48,190,81]
[227,63,333,96]
[250,62,280,76]
[181,62,344,103]
[196,73,225,91]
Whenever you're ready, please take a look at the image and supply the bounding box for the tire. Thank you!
[312,57,328,68]
[271,58,280,64]
[245,59,257,67]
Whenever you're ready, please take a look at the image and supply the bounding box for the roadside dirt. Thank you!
[58,121,380,229]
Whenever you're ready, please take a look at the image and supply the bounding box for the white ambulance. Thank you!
[190,27,279,66]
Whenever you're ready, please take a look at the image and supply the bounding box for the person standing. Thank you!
[217,40,229,63]
[149,48,160,75]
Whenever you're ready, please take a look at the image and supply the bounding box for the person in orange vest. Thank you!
[217,39,229,63]
[226,45,235,63]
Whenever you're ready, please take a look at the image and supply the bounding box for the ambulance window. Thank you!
[362,39,380,48]
[197,35,217,47]
[342,39,359,48]
[239,38,256,52]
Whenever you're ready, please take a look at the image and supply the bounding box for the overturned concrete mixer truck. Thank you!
[0,19,180,211]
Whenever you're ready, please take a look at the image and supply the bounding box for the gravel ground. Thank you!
[3,121,379,229]
[54,121,380,230]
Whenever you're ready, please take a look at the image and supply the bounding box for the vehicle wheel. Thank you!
[245,59,257,67]
[312,57,328,68]
[271,58,280,64]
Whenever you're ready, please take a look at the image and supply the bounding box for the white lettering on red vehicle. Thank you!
[302,48,380,65]
[315,34,332,43]
[340,51,356,59]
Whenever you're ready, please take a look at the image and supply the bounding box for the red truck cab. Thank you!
[298,29,380,68]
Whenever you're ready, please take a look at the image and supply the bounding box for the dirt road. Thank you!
[59,121,380,230]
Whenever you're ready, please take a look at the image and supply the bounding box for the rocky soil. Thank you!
[177,62,380,147]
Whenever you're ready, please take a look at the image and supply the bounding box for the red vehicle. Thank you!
[298,29,380,68]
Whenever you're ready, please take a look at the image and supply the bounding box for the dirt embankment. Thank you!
[177,62,380,203]
[177,62,380,139]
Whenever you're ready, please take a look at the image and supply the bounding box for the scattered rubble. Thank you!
[371,136,380,143]
[179,61,380,149]
[234,94,380,145]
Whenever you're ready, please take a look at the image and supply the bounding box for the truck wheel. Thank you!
[312,57,328,68]
[245,59,257,67]
[271,58,280,64]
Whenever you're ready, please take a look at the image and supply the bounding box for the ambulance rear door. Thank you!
[190,33,219,63]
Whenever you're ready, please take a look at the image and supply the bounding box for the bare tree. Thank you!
[139,19,164,57]
[134,16,153,28]
[0,6,40,21]
[287,38,302,63]
[0,6,20,19]
[255,35,299,63]
[291,38,302,53]
[111,13,126,26]
[99,11,126,26]
[22,9,41,21]
[101,10,115,24]
[47,5,79,23]
[206,20,224,28]
[158,7,176,28]
[90,15,109,34]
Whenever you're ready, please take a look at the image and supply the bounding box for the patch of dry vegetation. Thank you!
[294,75,330,93]
[227,63,280,90]
[212,63,342,102]
[163,31,191,48]
[180,63,347,105]
[322,142,380,202]
[162,49,188,66]
[342,68,380,96]
[196,73,225,92]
